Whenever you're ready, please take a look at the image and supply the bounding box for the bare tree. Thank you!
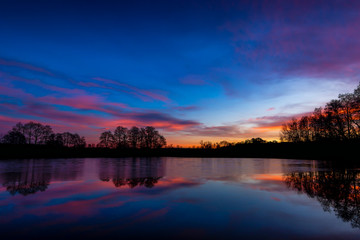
[9,122,54,144]
[281,82,360,142]
[1,122,87,147]
[99,131,115,148]
[114,126,128,148]
[127,126,140,148]
[98,126,166,149]
[1,131,26,144]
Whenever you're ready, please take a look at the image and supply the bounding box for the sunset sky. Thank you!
[1,0,360,146]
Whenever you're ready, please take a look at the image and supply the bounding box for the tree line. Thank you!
[98,126,166,149]
[0,122,167,149]
[0,121,86,147]
[196,138,275,149]
[281,83,360,142]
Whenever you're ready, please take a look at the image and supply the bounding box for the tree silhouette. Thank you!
[98,126,166,149]
[128,126,140,148]
[1,131,26,144]
[244,138,266,144]
[98,130,115,148]
[0,122,86,148]
[60,132,86,148]
[143,126,166,148]
[46,133,64,146]
[10,122,54,144]
[281,83,360,142]
[114,126,128,148]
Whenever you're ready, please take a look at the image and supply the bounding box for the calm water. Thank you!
[0,158,359,239]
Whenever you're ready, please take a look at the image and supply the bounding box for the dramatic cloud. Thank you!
[222,1,360,82]
[0,81,201,142]
[92,78,170,103]
[1,1,359,145]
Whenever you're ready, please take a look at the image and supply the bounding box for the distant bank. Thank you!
[0,142,358,161]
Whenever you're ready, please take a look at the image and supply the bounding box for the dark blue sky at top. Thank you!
[1,0,360,145]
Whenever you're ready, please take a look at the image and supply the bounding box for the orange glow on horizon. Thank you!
[252,125,283,132]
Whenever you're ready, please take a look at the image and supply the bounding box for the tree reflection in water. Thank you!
[2,171,50,196]
[284,170,360,228]
[102,176,162,188]
[0,159,84,196]
[0,158,166,196]
[98,158,165,188]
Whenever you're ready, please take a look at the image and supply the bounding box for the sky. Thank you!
[1,0,360,146]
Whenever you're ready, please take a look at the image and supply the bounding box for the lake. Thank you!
[0,157,359,239]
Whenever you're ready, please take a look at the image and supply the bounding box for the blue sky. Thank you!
[1,0,360,145]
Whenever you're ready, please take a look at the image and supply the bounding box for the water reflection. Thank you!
[0,159,84,196]
[0,158,359,239]
[284,170,360,228]
[98,158,165,188]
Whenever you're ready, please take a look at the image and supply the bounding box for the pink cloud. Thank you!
[0,84,200,143]
[1,71,84,95]
[93,77,170,103]
[0,58,55,76]
[0,84,34,99]
[1,80,316,143]
[222,3,360,81]
[38,95,129,113]
[180,111,313,142]
[179,75,208,85]
[172,105,199,111]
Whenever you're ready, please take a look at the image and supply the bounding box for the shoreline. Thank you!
[0,142,358,162]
